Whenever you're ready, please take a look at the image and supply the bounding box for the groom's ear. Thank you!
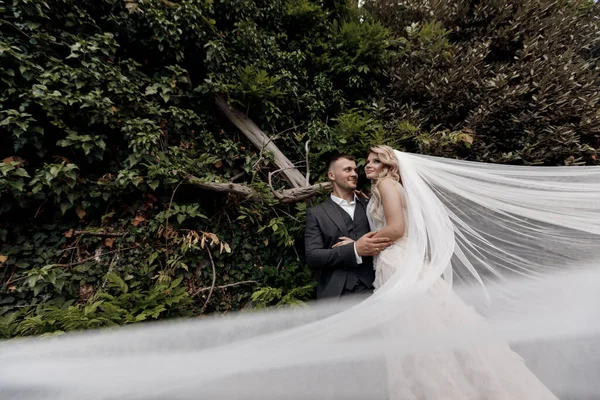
[327,170,335,181]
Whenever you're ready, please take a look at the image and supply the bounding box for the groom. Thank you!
[305,153,392,299]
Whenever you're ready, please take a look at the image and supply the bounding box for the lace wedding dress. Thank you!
[367,181,559,400]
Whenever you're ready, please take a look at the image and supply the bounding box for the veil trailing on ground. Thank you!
[1,151,600,400]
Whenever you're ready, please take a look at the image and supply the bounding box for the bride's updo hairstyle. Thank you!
[369,145,401,223]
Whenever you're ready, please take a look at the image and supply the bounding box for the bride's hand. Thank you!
[332,236,354,248]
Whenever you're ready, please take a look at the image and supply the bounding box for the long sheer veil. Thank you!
[1,151,600,399]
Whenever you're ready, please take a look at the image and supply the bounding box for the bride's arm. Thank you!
[373,179,405,242]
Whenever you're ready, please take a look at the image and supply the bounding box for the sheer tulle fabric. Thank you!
[368,179,557,399]
[1,151,600,400]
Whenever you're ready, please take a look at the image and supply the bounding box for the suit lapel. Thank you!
[323,198,349,236]
[356,196,369,217]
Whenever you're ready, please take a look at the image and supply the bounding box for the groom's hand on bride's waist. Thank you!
[355,232,392,256]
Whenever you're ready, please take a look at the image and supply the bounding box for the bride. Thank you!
[336,145,560,399]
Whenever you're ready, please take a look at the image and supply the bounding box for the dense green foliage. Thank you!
[0,0,391,337]
[368,0,600,164]
[1,0,598,338]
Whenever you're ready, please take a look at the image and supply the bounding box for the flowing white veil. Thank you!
[1,151,600,400]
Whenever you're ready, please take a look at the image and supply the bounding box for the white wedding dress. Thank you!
[367,181,559,400]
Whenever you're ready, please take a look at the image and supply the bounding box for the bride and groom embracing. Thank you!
[304,145,559,399]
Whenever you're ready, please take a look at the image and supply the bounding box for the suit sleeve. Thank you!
[305,207,358,270]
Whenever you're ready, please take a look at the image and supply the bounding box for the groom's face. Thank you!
[328,158,358,191]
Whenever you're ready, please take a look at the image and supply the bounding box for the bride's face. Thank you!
[365,152,384,180]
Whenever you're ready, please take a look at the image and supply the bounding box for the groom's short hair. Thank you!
[326,153,355,171]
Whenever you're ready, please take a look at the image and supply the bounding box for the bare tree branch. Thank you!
[72,230,126,237]
[305,140,311,187]
[188,174,331,203]
[274,183,332,203]
[192,280,258,296]
[215,94,306,188]
[187,176,258,198]
[200,247,217,314]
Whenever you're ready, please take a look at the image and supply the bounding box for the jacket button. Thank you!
[357,274,361,278]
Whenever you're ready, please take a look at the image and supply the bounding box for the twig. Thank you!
[192,280,258,296]
[0,18,31,40]
[52,246,138,268]
[34,199,48,219]
[223,210,235,237]
[200,247,217,314]
[305,140,311,187]
[274,125,300,137]
[164,177,186,268]
[71,236,82,265]
[230,171,245,182]
[3,275,27,286]
[11,303,38,309]
[3,265,17,287]
[274,208,301,222]
[101,252,120,291]
[267,166,305,192]
[56,246,78,254]
[73,230,126,237]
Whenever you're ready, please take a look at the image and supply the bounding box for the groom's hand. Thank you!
[355,232,392,256]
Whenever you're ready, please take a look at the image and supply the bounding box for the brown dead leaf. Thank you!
[8,285,16,292]
[78,283,95,303]
[76,206,87,220]
[52,156,72,164]
[131,215,146,226]
[457,133,473,145]
[64,229,74,238]
[0,254,8,263]
[104,237,116,248]
[125,2,142,14]
[214,161,223,168]
[111,105,118,113]
[263,239,269,246]
[223,243,231,253]
[3,156,27,166]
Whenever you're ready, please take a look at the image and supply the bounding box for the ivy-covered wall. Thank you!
[1,0,598,338]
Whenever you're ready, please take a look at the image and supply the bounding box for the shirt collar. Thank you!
[331,193,357,206]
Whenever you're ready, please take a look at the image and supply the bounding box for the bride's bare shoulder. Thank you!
[378,177,400,189]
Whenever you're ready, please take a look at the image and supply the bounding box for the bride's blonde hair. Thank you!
[369,145,401,222]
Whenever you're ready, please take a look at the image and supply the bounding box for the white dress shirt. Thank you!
[330,194,363,264]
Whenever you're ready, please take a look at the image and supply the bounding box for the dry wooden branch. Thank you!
[215,94,306,188]
[305,140,311,187]
[274,182,332,203]
[72,231,126,237]
[192,280,258,296]
[187,176,259,198]
[200,247,217,314]
[51,246,138,268]
[188,175,331,203]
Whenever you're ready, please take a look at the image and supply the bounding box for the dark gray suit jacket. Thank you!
[304,197,375,299]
